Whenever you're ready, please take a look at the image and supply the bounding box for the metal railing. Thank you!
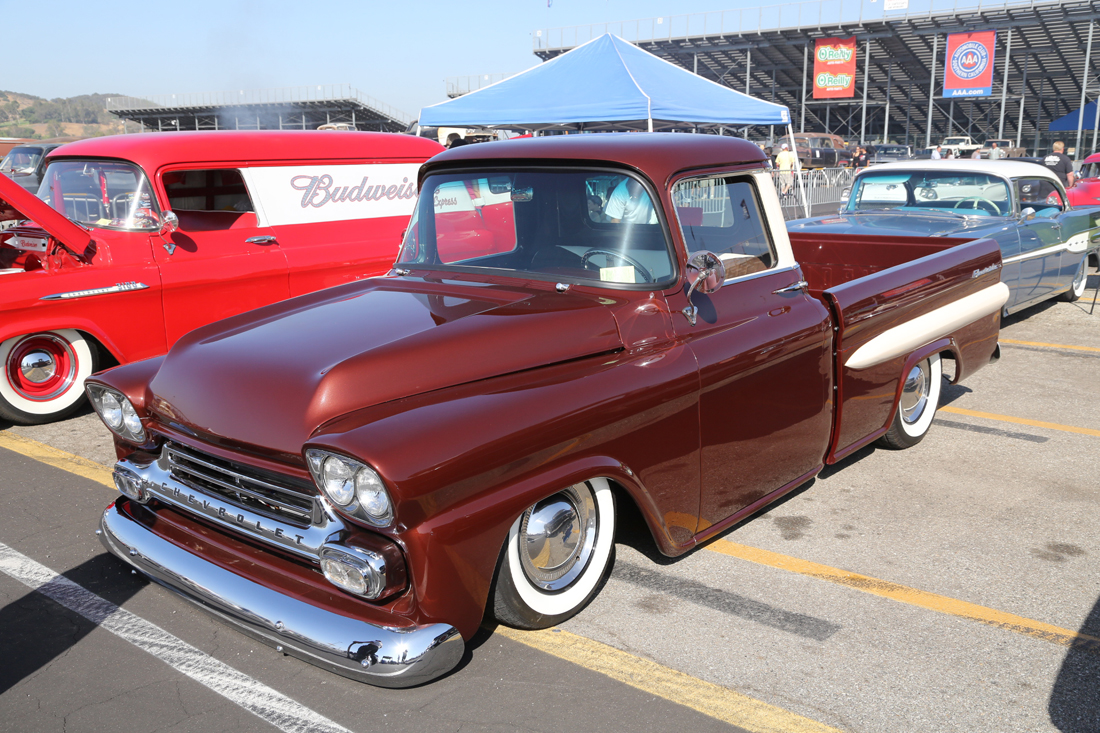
[768,167,857,220]
[445,74,513,97]
[533,0,1069,51]
[104,85,411,124]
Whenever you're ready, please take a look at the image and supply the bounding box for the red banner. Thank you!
[813,37,857,99]
[944,31,996,98]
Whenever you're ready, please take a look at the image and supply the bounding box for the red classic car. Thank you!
[0,131,442,424]
[89,134,1006,687]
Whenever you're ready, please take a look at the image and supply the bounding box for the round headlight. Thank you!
[321,456,356,506]
[101,391,123,429]
[121,399,143,438]
[355,467,392,521]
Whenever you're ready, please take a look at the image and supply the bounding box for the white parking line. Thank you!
[0,541,350,733]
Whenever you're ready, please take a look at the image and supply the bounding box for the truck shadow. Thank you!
[0,553,147,694]
[1048,593,1100,732]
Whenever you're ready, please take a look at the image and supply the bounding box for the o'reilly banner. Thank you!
[813,37,857,99]
[944,31,996,97]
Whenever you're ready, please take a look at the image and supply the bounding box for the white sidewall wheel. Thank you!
[493,479,616,629]
[877,354,942,450]
[0,329,95,424]
[1062,256,1088,302]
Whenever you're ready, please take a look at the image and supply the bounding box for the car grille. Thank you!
[165,442,320,527]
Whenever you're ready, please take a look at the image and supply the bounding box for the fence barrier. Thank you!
[768,167,856,220]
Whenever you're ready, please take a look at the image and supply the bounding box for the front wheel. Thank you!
[0,330,97,425]
[877,354,942,450]
[1061,256,1088,302]
[492,479,616,629]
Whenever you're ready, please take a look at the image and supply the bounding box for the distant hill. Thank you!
[0,90,128,139]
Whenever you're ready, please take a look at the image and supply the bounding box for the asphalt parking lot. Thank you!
[1,270,1098,733]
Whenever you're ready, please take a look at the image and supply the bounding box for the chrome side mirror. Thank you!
[682,250,724,326]
[159,210,179,236]
[1020,207,1036,221]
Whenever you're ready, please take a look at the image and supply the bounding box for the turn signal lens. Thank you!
[319,545,386,599]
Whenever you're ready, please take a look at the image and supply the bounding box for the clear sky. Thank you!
[7,0,783,120]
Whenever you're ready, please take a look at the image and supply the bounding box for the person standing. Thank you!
[989,142,1006,160]
[931,145,942,160]
[1044,141,1075,187]
[775,142,798,198]
[855,147,869,168]
[971,146,982,159]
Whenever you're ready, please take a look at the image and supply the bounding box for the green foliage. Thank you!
[5,125,37,138]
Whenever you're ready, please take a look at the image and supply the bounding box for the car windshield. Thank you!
[397,169,676,287]
[847,170,1012,217]
[37,159,161,231]
[875,146,908,155]
[0,147,44,174]
[944,138,970,145]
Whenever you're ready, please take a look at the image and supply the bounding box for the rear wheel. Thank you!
[0,330,96,425]
[877,354,942,450]
[1061,256,1088,302]
[492,479,615,629]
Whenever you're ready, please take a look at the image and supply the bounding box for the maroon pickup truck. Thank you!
[88,135,1007,687]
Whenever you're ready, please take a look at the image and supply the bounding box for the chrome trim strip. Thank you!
[99,503,464,687]
[1002,244,1071,265]
[40,281,149,301]
[116,456,335,560]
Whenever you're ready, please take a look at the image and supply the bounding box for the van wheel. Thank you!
[0,330,96,425]
[877,354,942,450]
[492,479,615,629]
[1061,256,1088,302]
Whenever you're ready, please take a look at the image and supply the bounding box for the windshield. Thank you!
[874,146,908,155]
[846,170,1012,216]
[944,138,970,145]
[397,169,675,287]
[0,147,44,175]
[37,159,160,230]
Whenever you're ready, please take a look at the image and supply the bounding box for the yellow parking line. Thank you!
[707,540,1100,654]
[496,626,843,733]
[938,406,1100,438]
[999,338,1100,353]
[0,431,113,488]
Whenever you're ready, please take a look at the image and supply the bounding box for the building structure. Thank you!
[106,85,410,134]
[533,0,1100,157]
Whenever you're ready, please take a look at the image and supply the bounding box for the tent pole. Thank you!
[789,124,809,218]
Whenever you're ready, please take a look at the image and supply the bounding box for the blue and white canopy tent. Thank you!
[420,33,791,133]
[418,33,805,208]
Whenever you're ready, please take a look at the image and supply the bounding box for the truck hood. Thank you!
[148,277,624,456]
[787,211,1002,238]
[0,172,91,252]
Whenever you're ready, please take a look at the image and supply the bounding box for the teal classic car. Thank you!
[789,161,1098,315]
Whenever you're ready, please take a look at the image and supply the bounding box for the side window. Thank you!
[820,139,833,149]
[1019,178,1064,217]
[163,169,255,213]
[673,177,777,279]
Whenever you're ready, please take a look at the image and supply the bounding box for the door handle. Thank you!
[246,235,277,245]
[772,280,809,294]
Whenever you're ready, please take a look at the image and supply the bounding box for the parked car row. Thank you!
[1,131,1094,689]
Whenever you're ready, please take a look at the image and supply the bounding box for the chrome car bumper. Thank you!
[98,501,464,687]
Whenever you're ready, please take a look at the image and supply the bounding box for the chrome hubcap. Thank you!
[900,361,930,425]
[519,484,598,592]
[20,351,56,384]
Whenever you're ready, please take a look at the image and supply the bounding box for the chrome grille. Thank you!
[165,442,319,527]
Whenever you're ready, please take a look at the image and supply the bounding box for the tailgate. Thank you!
[823,236,1008,461]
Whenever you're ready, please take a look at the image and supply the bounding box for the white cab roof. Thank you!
[859,160,1059,184]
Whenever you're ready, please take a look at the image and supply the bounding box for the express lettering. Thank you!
[290,175,417,208]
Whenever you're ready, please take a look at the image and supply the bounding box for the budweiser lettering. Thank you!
[291,175,418,209]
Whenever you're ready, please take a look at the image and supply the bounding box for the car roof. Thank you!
[424,133,767,182]
[859,159,1059,183]
[46,131,443,172]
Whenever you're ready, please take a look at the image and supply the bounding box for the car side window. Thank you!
[1018,178,1065,217]
[673,176,777,280]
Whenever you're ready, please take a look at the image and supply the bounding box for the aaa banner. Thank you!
[813,37,857,99]
[944,31,996,97]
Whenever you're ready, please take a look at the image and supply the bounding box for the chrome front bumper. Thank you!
[99,501,464,687]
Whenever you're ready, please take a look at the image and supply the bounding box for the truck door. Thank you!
[154,168,289,346]
[665,173,833,531]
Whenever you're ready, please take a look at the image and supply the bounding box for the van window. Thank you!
[673,177,776,279]
[164,169,254,213]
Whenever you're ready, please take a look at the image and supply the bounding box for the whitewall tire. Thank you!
[877,354,942,450]
[0,330,96,425]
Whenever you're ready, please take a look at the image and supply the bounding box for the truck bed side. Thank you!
[790,232,1006,462]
